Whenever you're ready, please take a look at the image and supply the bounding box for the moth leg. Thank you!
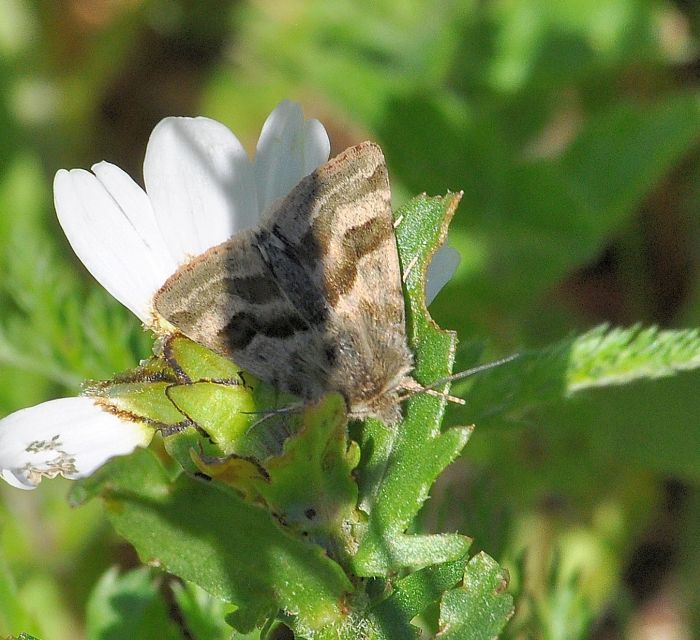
[396,378,466,406]
[423,388,466,405]
[240,401,305,435]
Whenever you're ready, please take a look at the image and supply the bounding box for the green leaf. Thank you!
[163,334,246,381]
[252,395,360,565]
[566,325,700,392]
[446,324,700,480]
[166,382,259,454]
[191,395,361,565]
[162,334,299,460]
[451,324,700,427]
[85,567,182,640]
[436,553,514,639]
[370,557,467,637]
[89,376,185,429]
[77,448,353,637]
[353,194,472,575]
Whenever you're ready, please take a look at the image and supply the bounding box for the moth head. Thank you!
[346,387,405,426]
[393,354,521,411]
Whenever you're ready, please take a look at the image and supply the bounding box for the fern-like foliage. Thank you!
[567,324,700,392]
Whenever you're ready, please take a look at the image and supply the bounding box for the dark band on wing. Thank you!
[219,311,310,351]
[221,274,281,305]
[326,215,393,305]
[344,215,393,260]
[274,162,389,265]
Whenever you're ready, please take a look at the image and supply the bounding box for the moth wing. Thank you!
[153,229,317,390]
[258,142,412,413]
[260,142,405,330]
[155,142,412,415]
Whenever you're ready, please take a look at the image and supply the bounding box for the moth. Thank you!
[154,142,415,425]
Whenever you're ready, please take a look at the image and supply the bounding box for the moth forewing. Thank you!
[154,142,413,425]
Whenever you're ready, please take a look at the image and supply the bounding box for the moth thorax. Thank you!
[339,335,413,426]
[346,380,406,425]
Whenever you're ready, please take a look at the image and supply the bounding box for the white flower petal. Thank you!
[144,117,258,264]
[255,100,331,213]
[426,245,461,304]
[54,168,176,322]
[91,161,177,274]
[0,397,153,490]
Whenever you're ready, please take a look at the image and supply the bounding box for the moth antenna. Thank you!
[429,353,520,390]
[399,353,520,403]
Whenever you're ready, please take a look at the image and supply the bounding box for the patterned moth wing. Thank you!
[154,142,413,425]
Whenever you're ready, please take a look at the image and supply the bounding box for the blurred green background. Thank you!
[1,0,699,638]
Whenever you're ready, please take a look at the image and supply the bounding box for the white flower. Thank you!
[1,101,330,489]
[54,100,331,324]
[0,100,459,488]
[0,397,152,489]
